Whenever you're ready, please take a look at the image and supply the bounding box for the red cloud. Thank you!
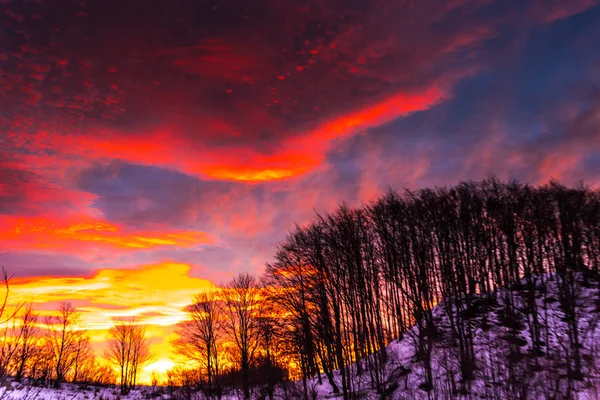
[1,0,498,184]
[3,84,447,184]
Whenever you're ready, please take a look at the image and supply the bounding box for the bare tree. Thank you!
[46,301,82,387]
[106,321,131,394]
[222,273,263,400]
[0,319,20,377]
[0,268,23,382]
[14,304,39,382]
[70,331,93,383]
[130,323,153,388]
[105,320,153,394]
[173,290,223,398]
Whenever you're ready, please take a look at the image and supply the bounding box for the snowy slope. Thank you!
[311,274,600,399]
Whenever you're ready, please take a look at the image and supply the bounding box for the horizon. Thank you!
[2,0,600,388]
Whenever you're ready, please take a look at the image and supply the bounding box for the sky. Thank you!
[1,0,600,380]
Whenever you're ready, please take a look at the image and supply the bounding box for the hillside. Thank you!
[2,273,600,400]
[310,273,600,400]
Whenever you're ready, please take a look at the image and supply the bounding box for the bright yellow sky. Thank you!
[8,262,216,383]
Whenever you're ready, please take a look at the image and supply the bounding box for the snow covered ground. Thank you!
[0,383,260,400]
[0,383,169,400]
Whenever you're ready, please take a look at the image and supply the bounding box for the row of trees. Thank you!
[0,283,153,395]
[0,300,113,387]
[262,179,600,399]
[171,274,287,400]
[167,179,600,399]
[3,179,600,399]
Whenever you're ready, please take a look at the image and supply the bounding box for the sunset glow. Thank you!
[0,216,213,252]
[7,263,215,381]
[1,0,600,387]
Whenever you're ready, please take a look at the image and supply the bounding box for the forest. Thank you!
[2,178,600,399]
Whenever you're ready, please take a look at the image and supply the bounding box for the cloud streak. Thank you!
[0,216,213,253]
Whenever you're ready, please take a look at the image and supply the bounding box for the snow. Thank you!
[0,383,263,400]
[0,383,169,400]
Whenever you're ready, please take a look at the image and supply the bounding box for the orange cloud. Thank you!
[11,262,215,325]
[0,215,213,252]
